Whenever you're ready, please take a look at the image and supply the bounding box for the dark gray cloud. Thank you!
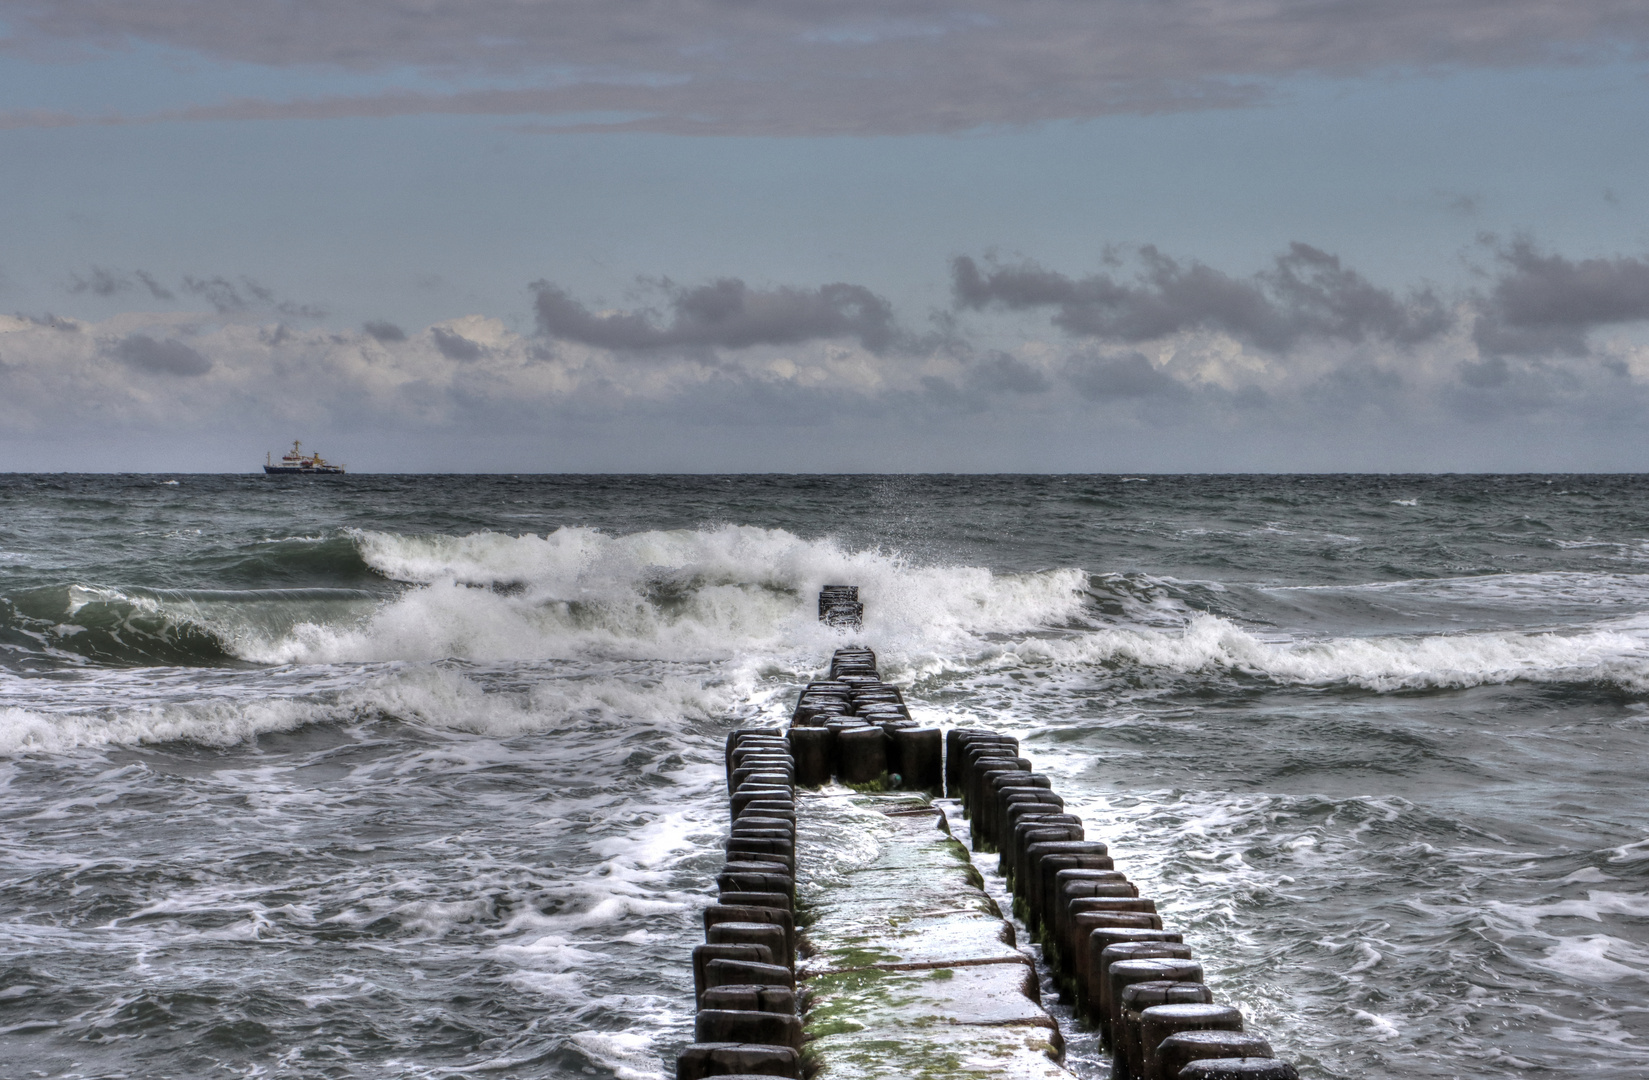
[181,275,250,314]
[67,267,176,300]
[135,271,174,300]
[1473,239,1649,356]
[363,320,407,342]
[1065,353,1188,400]
[1439,191,1482,216]
[180,275,327,319]
[532,277,898,353]
[18,312,81,331]
[4,1,1648,134]
[67,267,127,297]
[954,245,1450,352]
[430,326,484,361]
[966,351,1050,394]
[111,334,212,376]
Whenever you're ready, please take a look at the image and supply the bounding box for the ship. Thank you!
[264,440,346,475]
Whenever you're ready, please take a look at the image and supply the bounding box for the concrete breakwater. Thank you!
[946,726,1300,1080]
[676,589,1302,1080]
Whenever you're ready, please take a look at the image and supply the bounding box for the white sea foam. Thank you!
[0,697,330,754]
[1486,891,1649,929]
[983,611,1649,691]
[1532,934,1649,983]
[241,525,1088,666]
[0,662,741,753]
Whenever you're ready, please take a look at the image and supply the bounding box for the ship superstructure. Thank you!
[265,441,346,475]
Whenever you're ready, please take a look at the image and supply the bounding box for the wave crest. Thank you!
[247,525,1089,665]
[991,611,1649,691]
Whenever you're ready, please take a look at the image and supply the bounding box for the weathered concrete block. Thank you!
[947,730,1010,796]
[675,1041,800,1080]
[725,849,794,873]
[1175,1058,1299,1080]
[699,983,797,1014]
[1154,1030,1275,1080]
[735,803,795,822]
[717,867,794,899]
[1069,911,1167,992]
[694,943,775,1001]
[731,788,794,820]
[1030,849,1115,931]
[787,727,831,788]
[1108,959,1205,1053]
[1138,1003,1243,1080]
[708,922,791,972]
[717,891,792,911]
[732,771,795,795]
[1119,982,1216,1079]
[1084,933,1187,1025]
[694,1009,805,1050]
[730,826,795,843]
[805,963,1054,1035]
[797,791,1068,1080]
[725,836,795,860]
[891,727,942,792]
[705,958,795,992]
[836,726,887,785]
[1003,815,1083,881]
[706,904,796,967]
[1049,878,1138,959]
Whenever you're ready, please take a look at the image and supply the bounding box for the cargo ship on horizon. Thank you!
[264,440,346,475]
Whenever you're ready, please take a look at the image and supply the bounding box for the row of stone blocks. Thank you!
[817,584,863,630]
[786,646,943,792]
[675,727,807,1080]
[951,728,1300,1080]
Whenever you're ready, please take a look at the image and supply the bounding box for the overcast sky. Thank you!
[3,0,1649,471]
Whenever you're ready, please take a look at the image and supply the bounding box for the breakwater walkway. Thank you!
[676,589,1301,1080]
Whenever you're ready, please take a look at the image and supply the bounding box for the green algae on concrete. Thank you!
[803,1026,1067,1080]
[797,791,1072,1080]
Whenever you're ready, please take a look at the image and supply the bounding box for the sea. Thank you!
[3,473,1648,1080]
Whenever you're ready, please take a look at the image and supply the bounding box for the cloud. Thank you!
[67,267,176,300]
[17,312,82,331]
[966,351,1050,394]
[3,277,1649,470]
[67,266,127,297]
[4,1,1648,134]
[531,277,899,353]
[11,241,1649,470]
[430,326,484,360]
[181,275,251,313]
[1065,352,1188,400]
[1438,190,1482,216]
[1473,238,1649,356]
[953,245,1450,353]
[179,275,327,320]
[111,333,212,376]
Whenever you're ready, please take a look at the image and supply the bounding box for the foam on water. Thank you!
[0,661,744,753]
[967,611,1649,692]
[7,476,1649,1079]
[261,525,1090,666]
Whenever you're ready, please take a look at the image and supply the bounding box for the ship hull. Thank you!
[264,465,345,475]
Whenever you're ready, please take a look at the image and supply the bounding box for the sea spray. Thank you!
[5,474,1649,1080]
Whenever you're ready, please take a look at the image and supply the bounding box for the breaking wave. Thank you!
[985,611,1649,692]
[243,525,1091,666]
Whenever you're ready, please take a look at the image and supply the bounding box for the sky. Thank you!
[2,2,1649,472]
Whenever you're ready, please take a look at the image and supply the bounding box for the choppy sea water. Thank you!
[3,474,1649,1079]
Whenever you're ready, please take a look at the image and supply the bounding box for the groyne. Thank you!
[676,588,1301,1080]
